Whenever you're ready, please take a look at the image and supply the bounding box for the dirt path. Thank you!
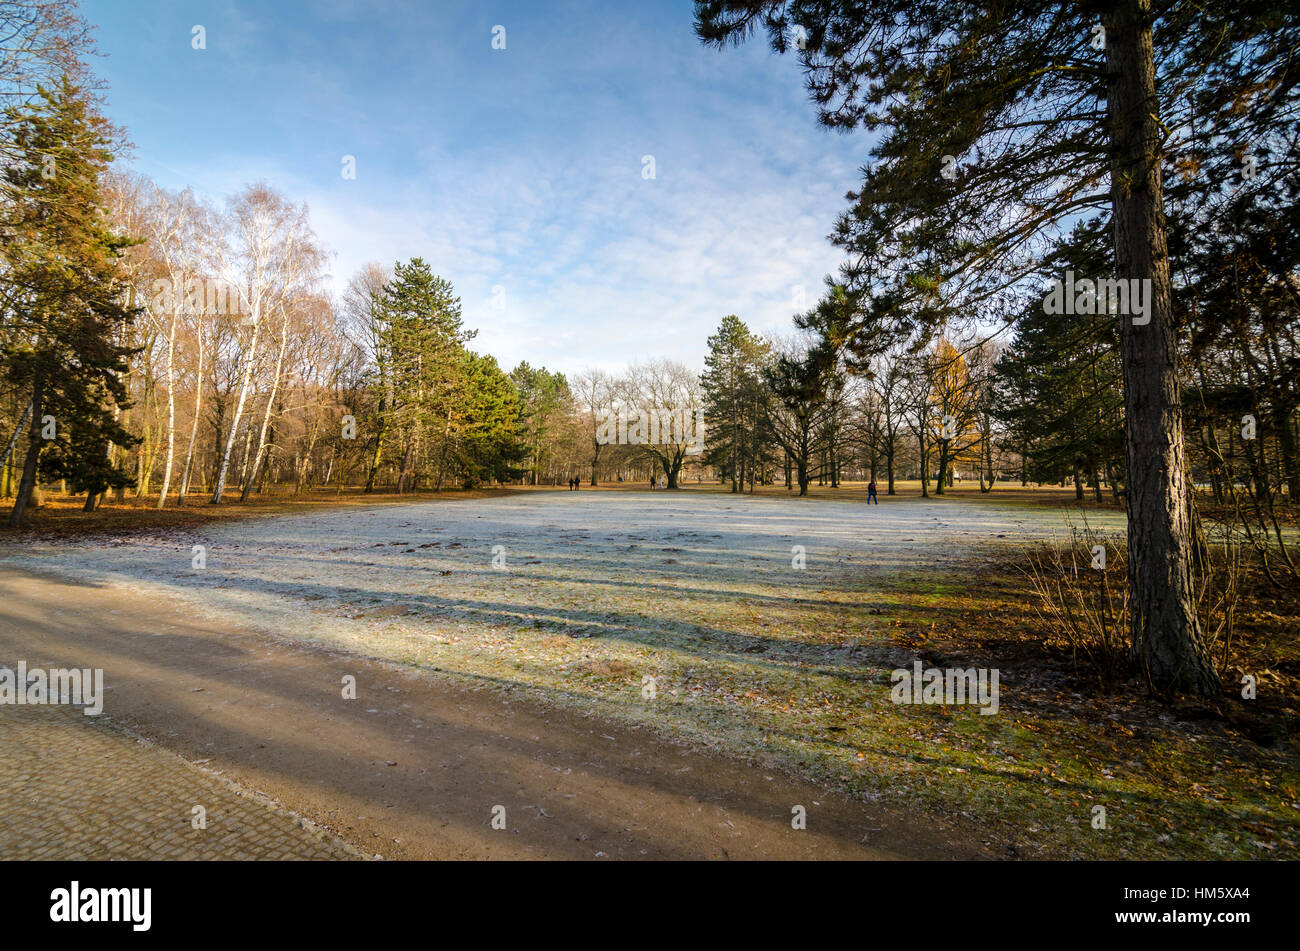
[0,566,993,859]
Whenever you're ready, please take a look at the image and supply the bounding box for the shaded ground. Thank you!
[0,702,361,860]
[0,568,990,859]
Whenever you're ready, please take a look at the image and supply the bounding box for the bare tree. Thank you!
[572,368,611,485]
[209,184,317,504]
[619,359,703,489]
[341,263,393,493]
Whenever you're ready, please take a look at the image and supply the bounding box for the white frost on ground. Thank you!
[0,491,1124,662]
[0,490,1143,852]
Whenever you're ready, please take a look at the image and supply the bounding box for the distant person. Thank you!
[574,478,579,490]
[650,476,655,489]
[867,480,878,505]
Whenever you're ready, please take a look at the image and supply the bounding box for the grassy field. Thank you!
[0,478,1116,537]
[4,484,1294,859]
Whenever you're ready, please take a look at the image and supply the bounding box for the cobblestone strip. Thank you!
[0,704,367,860]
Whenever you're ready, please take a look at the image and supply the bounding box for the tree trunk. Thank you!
[177,336,205,505]
[156,317,178,508]
[365,413,386,492]
[918,428,929,498]
[730,397,739,493]
[241,325,288,502]
[0,401,33,473]
[211,317,261,503]
[8,380,44,528]
[1105,0,1218,696]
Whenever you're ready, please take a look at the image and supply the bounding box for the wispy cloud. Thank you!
[87,0,872,374]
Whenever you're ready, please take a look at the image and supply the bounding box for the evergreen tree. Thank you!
[693,0,1288,695]
[995,224,1126,498]
[510,362,572,485]
[456,351,528,487]
[699,314,769,491]
[381,257,474,492]
[763,342,834,496]
[1,78,138,524]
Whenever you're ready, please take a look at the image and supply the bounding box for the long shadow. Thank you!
[162,572,893,679]
[4,559,906,695]
[0,598,939,859]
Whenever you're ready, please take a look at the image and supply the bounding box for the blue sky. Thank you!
[84,0,871,374]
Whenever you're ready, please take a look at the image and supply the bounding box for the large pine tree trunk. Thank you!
[1105,0,1219,696]
[8,380,44,528]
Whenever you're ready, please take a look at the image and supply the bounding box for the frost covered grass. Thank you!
[5,489,1294,859]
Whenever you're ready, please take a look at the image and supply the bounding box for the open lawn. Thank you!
[2,486,1295,858]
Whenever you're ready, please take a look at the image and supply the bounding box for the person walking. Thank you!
[867,480,878,505]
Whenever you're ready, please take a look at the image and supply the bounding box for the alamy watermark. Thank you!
[1042,270,1151,325]
[0,662,104,715]
[50,882,150,931]
[147,277,249,318]
[890,661,999,715]
[596,407,705,455]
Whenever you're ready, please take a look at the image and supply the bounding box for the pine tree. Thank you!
[693,0,1277,695]
[995,224,1126,498]
[700,314,768,491]
[510,362,572,485]
[1,78,138,525]
[763,343,833,496]
[381,258,474,492]
[456,352,528,487]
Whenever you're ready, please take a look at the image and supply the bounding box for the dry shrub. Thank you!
[1025,525,1130,687]
[1024,519,1242,690]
